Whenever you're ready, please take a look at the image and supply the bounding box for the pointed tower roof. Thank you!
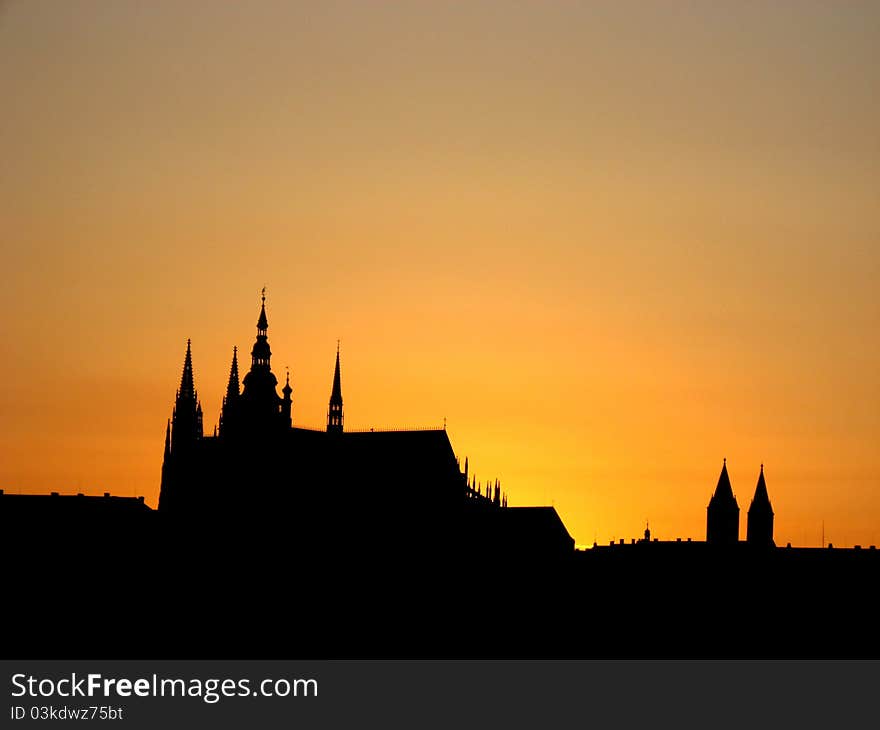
[225,346,240,400]
[170,339,203,447]
[750,464,773,512]
[710,458,737,506]
[326,342,343,433]
[257,288,269,331]
[330,341,342,405]
[179,339,196,401]
[164,419,171,457]
[283,368,292,396]
[246,288,275,377]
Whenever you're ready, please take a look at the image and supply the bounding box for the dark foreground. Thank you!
[4,514,878,659]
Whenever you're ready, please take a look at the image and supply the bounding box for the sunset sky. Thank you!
[2,1,878,548]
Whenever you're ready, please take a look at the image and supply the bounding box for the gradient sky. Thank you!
[2,1,878,547]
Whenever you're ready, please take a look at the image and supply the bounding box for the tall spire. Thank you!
[240,289,283,429]
[179,338,195,401]
[250,289,272,370]
[257,287,268,334]
[331,341,342,403]
[327,341,344,433]
[226,346,240,400]
[170,339,203,453]
[219,346,241,437]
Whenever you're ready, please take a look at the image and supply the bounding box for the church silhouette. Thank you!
[706,458,773,546]
[1,293,877,658]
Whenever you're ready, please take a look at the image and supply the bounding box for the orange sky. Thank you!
[1,2,878,547]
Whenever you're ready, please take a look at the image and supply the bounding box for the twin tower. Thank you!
[706,459,775,546]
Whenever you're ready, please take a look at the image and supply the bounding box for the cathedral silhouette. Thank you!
[157,291,572,558]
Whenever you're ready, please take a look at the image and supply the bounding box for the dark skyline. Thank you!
[2,291,877,660]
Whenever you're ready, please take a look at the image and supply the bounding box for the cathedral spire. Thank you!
[226,346,240,400]
[179,338,195,401]
[250,289,272,370]
[170,339,203,452]
[327,341,344,433]
[219,346,241,437]
[257,287,268,334]
[331,341,342,403]
[240,289,283,429]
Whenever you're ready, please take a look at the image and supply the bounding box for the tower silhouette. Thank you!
[707,458,739,544]
[158,339,203,512]
[746,464,775,546]
[327,342,343,433]
[238,290,286,432]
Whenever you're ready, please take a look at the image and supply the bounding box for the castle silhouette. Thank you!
[156,291,572,558]
[1,293,877,658]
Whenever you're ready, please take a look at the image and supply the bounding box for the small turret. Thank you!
[281,368,293,428]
